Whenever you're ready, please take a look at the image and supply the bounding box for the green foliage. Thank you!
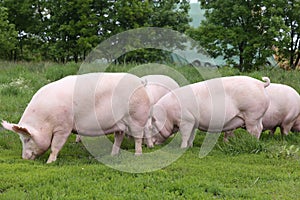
[275,145,299,159]
[44,0,110,62]
[43,62,80,81]
[0,6,17,60]
[0,0,191,63]
[1,0,46,61]
[106,1,191,64]
[271,0,300,69]
[188,0,298,71]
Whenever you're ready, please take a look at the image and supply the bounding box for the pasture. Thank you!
[0,62,300,199]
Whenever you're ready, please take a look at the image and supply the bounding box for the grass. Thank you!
[0,62,300,199]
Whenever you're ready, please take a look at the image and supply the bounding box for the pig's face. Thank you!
[150,120,165,145]
[20,135,49,160]
[151,131,167,145]
[149,104,169,145]
[1,121,51,160]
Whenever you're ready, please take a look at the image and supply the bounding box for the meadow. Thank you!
[0,62,300,199]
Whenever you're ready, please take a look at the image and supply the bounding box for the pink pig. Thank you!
[75,74,180,150]
[2,73,150,163]
[110,74,180,152]
[150,76,271,148]
[262,83,300,135]
[141,75,180,147]
[224,83,300,140]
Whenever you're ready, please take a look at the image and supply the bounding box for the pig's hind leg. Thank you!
[245,118,263,139]
[280,121,294,136]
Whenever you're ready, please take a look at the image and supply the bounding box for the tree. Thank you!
[0,6,17,60]
[149,0,191,32]
[111,0,191,64]
[110,0,190,33]
[0,0,191,62]
[2,0,46,61]
[271,0,300,69]
[44,0,113,62]
[188,0,283,71]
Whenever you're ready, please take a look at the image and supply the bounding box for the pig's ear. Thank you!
[12,125,31,137]
[2,120,31,137]
[151,105,167,132]
[152,116,156,123]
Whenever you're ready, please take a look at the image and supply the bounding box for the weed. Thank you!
[218,129,268,155]
[267,145,300,159]
[279,145,299,158]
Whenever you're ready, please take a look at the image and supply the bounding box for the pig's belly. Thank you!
[73,115,126,136]
[197,116,244,132]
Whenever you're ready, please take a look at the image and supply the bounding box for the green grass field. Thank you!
[0,62,300,199]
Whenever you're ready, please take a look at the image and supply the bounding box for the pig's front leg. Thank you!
[187,128,196,147]
[134,137,143,155]
[280,122,294,136]
[130,127,144,155]
[245,118,263,139]
[47,131,71,163]
[143,124,154,148]
[111,131,125,156]
[180,122,195,148]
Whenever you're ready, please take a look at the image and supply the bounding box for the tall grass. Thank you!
[218,129,268,155]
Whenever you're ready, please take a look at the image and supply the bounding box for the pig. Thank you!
[260,83,300,135]
[224,83,300,141]
[150,76,271,148]
[2,73,150,163]
[113,74,181,150]
[75,74,180,149]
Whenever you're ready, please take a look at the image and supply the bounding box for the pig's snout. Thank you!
[22,151,36,160]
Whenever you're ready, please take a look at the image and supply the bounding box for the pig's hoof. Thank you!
[111,149,120,156]
[188,144,193,148]
[46,159,56,164]
[111,152,119,156]
[147,144,154,148]
[134,152,142,156]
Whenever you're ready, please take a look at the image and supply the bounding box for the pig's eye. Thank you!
[24,138,31,143]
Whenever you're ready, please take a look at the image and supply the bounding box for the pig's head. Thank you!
[2,121,51,160]
[150,104,172,145]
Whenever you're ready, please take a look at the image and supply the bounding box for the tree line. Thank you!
[189,0,300,70]
[0,0,190,63]
[0,0,299,71]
